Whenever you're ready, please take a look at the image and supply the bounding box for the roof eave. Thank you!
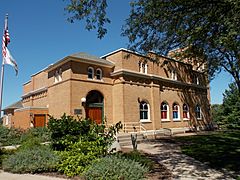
[69,56,115,68]
[44,55,114,72]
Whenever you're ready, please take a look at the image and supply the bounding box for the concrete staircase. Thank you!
[117,133,145,146]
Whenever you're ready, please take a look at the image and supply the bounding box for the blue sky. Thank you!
[0,0,233,109]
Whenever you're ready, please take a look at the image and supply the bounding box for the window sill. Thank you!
[53,80,63,85]
[140,119,151,123]
[161,119,170,122]
[183,118,190,121]
[87,78,104,82]
[173,119,181,121]
[197,118,202,120]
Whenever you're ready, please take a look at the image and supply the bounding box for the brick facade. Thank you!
[3,49,211,131]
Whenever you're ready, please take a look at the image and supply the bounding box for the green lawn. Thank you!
[174,130,240,174]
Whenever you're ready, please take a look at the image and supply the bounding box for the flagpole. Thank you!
[0,61,5,116]
[0,14,8,116]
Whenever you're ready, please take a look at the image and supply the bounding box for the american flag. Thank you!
[2,15,10,59]
[1,14,18,75]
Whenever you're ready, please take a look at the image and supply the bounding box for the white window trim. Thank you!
[140,102,151,122]
[161,103,170,121]
[87,67,94,79]
[58,68,62,82]
[196,106,202,120]
[183,104,190,120]
[139,62,143,73]
[173,104,181,121]
[171,70,177,80]
[183,112,190,120]
[183,111,190,120]
[144,64,148,74]
[96,68,103,80]
[54,71,59,83]
[140,119,152,123]
[161,119,171,122]
[54,68,63,83]
[196,76,199,85]
[139,62,148,74]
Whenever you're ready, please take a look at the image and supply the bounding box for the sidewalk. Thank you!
[0,170,65,180]
[134,140,236,180]
[0,139,237,180]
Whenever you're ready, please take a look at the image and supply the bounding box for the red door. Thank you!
[34,114,46,127]
[86,107,102,124]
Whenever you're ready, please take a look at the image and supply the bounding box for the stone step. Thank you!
[117,133,145,146]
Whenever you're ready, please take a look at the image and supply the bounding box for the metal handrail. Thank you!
[123,122,147,133]
[139,122,147,132]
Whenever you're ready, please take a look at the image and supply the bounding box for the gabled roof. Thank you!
[100,48,145,59]
[2,100,23,111]
[69,52,114,66]
[45,52,114,72]
[101,48,194,68]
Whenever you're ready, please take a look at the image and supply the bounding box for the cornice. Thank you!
[22,87,48,99]
[111,69,207,90]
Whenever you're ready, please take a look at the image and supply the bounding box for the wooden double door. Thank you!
[33,114,46,127]
[85,90,104,124]
[86,107,102,124]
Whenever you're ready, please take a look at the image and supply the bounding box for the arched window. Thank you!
[54,68,62,83]
[140,101,150,121]
[96,68,102,80]
[195,105,201,119]
[196,76,199,85]
[171,70,177,80]
[58,68,62,82]
[173,103,180,120]
[144,63,148,74]
[88,67,94,79]
[183,103,189,119]
[161,102,169,120]
[139,61,148,74]
[54,70,59,83]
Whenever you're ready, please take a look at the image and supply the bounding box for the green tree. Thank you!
[213,83,240,129]
[64,0,110,39]
[221,83,240,129]
[211,104,224,126]
[64,0,240,92]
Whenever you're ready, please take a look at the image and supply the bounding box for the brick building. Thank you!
[2,48,212,132]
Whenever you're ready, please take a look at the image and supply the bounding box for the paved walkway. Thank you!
[0,170,65,180]
[1,139,237,180]
[134,140,236,180]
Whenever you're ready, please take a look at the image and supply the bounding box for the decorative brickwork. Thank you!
[3,49,211,131]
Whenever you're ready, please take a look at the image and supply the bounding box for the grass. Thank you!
[174,130,240,174]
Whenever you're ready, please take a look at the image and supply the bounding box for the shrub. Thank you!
[57,140,106,177]
[48,114,122,151]
[0,125,50,147]
[83,156,148,180]
[0,148,16,168]
[0,125,23,146]
[21,127,51,143]
[2,144,59,173]
[119,150,154,170]
[48,114,91,150]
[0,125,9,146]
[48,114,122,177]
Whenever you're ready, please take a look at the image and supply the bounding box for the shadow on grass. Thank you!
[173,130,240,174]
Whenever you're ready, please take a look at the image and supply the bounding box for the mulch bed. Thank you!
[121,147,172,180]
[145,153,172,180]
[38,147,173,180]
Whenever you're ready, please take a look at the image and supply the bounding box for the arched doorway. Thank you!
[85,90,104,124]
